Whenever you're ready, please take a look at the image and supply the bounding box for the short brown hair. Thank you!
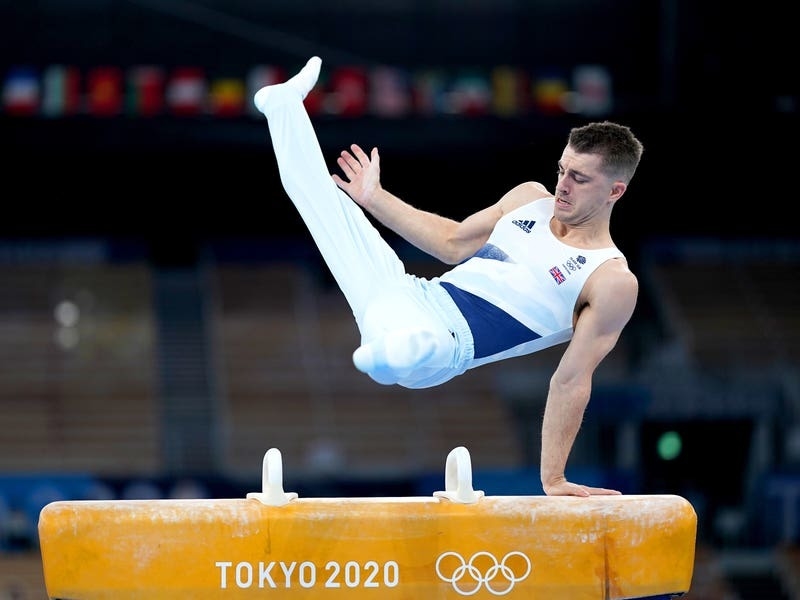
[568,121,644,183]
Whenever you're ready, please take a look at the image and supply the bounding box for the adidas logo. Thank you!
[512,219,535,233]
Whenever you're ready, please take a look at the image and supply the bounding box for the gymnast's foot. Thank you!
[253,56,322,115]
[352,328,439,383]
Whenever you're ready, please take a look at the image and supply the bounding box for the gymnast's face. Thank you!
[553,146,623,225]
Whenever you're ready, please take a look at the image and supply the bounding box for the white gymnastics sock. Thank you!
[253,56,322,114]
[352,328,440,381]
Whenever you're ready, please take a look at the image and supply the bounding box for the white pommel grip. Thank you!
[246,447,299,506]
[433,446,485,504]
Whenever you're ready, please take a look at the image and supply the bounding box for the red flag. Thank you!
[166,67,206,116]
[87,66,123,116]
[328,66,367,117]
[303,84,325,115]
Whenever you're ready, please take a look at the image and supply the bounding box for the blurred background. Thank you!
[0,0,797,598]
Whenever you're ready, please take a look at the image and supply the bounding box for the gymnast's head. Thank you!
[567,121,644,185]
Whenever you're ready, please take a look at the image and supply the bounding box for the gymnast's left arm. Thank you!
[539,260,638,497]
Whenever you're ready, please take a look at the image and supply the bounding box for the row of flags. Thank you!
[1,63,613,119]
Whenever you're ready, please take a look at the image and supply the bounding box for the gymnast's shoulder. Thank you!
[497,181,553,211]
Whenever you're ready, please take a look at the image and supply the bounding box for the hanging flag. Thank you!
[87,66,123,116]
[41,65,81,117]
[127,66,165,117]
[210,77,245,117]
[412,69,448,116]
[328,66,367,117]
[532,69,569,115]
[492,66,530,117]
[573,65,612,116]
[166,67,206,116]
[2,66,40,116]
[448,70,491,116]
[370,66,412,118]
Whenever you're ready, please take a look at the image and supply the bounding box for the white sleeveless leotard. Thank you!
[437,197,624,369]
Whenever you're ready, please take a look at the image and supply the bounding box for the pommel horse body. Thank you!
[38,447,697,599]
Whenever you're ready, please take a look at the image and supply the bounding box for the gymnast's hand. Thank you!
[332,143,382,209]
[543,476,622,497]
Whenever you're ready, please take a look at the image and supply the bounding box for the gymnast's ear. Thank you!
[610,180,627,202]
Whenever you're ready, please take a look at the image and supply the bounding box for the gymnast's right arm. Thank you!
[332,143,550,264]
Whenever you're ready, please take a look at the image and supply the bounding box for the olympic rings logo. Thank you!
[435,551,531,596]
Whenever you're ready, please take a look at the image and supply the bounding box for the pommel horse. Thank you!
[38,447,697,599]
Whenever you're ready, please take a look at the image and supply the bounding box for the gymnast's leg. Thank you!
[253,57,400,317]
[254,57,456,385]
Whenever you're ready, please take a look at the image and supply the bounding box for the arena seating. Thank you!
[0,261,160,476]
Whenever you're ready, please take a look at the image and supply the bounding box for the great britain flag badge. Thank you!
[549,266,566,284]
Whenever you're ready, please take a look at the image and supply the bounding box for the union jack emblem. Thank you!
[549,266,566,284]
